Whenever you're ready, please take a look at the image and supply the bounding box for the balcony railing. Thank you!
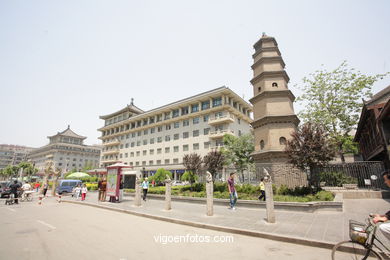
[208,114,235,125]
[102,149,120,156]
[103,140,121,147]
[209,129,234,139]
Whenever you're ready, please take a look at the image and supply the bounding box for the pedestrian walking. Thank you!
[74,184,81,200]
[81,184,88,201]
[9,180,20,204]
[142,177,149,201]
[34,182,40,192]
[258,178,266,201]
[42,181,48,197]
[98,178,103,201]
[227,172,238,210]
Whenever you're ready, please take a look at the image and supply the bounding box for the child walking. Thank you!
[81,184,88,201]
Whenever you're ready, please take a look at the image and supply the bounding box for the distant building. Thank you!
[28,126,101,175]
[0,144,34,169]
[354,85,390,168]
[98,86,253,180]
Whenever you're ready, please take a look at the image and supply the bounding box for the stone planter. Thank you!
[342,183,358,190]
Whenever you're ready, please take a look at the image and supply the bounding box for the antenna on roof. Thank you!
[131,98,134,105]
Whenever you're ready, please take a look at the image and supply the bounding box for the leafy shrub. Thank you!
[191,183,205,192]
[181,171,198,184]
[319,171,358,186]
[85,183,98,191]
[277,184,290,195]
[150,168,172,186]
[236,184,258,194]
[314,190,334,201]
[214,182,227,193]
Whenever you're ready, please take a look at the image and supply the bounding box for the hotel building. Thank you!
[28,126,101,175]
[0,144,34,169]
[98,86,253,178]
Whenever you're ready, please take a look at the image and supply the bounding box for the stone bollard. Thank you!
[165,174,172,211]
[134,176,142,207]
[264,169,275,223]
[206,171,213,216]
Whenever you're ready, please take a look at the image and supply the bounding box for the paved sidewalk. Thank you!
[64,192,390,247]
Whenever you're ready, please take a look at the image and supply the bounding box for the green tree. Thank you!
[203,150,225,181]
[150,168,172,186]
[3,165,20,178]
[298,61,389,162]
[285,122,336,187]
[18,162,38,181]
[181,171,198,184]
[222,134,254,182]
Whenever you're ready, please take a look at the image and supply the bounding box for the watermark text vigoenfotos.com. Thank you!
[154,233,234,245]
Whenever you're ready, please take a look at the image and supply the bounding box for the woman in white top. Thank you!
[81,184,88,201]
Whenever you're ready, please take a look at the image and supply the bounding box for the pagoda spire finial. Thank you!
[131,98,134,105]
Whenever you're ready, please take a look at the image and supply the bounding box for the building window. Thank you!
[125,143,129,148]
[157,137,162,143]
[174,122,180,128]
[272,82,278,87]
[132,133,136,138]
[157,160,161,165]
[174,133,179,140]
[157,114,162,122]
[183,145,189,151]
[150,138,155,144]
[183,132,189,139]
[193,117,199,124]
[212,97,222,107]
[204,142,210,149]
[149,149,154,155]
[131,142,135,147]
[137,131,142,136]
[136,151,140,156]
[130,152,134,157]
[137,141,141,146]
[166,124,171,130]
[279,137,287,145]
[193,130,199,137]
[172,109,180,118]
[204,128,210,135]
[149,160,153,165]
[144,129,148,135]
[143,150,147,155]
[173,146,179,152]
[191,104,199,113]
[143,139,148,145]
[158,126,163,132]
[149,117,155,124]
[181,106,189,115]
[142,161,146,166]
[136,162,139,166]
[201,100,210,110]
[125,153,128,158]
[165,135,171,142]
[157,148,162,154]
[150,128,155,133]
[173,158,179,164]
[193,143,199,150]
[260,140,265,150]
[165,159,170,164]
[203,115,209,122]
[164,112,171,120]
[183,120,189,127]
[165,147,170,153]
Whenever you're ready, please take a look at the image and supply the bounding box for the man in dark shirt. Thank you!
[9,180,20,204]
[373,170,390,240]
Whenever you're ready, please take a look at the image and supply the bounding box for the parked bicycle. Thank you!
[331,217,390,259]
[20,190,34,202]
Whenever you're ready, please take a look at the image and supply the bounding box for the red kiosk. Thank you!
[106,163,131,203]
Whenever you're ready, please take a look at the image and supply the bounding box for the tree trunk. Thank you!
[51,175,59,196]
[339,143,345,163]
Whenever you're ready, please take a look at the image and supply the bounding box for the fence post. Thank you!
[165,174,172,211]
[206,171,213,216]
[134,176,142,207]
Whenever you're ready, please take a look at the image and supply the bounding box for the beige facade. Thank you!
[28,126,101,174]
[98,87,253,177]
[0,144,34,169]
[249,34,299,163]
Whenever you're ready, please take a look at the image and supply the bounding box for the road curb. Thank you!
[63,199,336,250]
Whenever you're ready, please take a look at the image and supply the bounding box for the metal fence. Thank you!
[312,161,386,190]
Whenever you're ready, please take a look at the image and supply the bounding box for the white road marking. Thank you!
[37,220,56,230]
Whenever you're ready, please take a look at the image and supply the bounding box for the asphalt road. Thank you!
[0,197,335,260]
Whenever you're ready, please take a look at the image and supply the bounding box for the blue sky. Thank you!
[1,0,389,147]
